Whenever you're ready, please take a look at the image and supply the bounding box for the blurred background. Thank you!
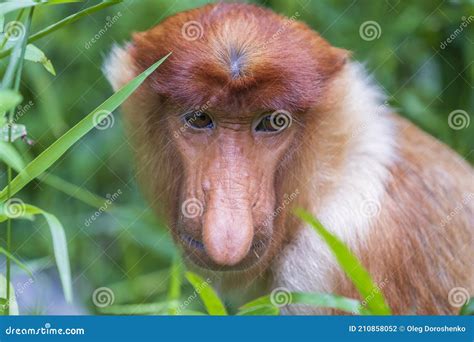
[1,0,473,314]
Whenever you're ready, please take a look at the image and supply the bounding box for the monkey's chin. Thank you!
[178,232,269,273]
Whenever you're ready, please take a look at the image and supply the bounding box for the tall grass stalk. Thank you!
[4,8,34,315]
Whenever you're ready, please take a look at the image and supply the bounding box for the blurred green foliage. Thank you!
[0,0,473,314]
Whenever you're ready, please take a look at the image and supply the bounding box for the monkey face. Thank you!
[106,3,348,276]
[169,107,296,272]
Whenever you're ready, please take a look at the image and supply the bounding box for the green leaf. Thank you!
[0,53,170,203]
[167,256,183,315]
[237,305,280,315]
[241,292,365,315]
[24,44,55,75]
[294,208,391,315]
[100,301,177,315]
[0,1,40,16]
[0,142,24,171]
[0,274,18,315]
[0,142,107,208]
[0,203,72,303]
[0,247,33,277]
[0,123,27,142]
[459,298,473,315]
[0,1,123,59]
[185,272,227,315]
[0,89,22,113]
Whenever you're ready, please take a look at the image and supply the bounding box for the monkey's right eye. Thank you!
[183,112,214,130]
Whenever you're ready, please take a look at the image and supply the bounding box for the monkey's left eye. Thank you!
[183,112,214,130]
[255,111,292,133]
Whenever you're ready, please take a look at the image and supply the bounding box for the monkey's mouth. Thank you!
[178,232,268,271]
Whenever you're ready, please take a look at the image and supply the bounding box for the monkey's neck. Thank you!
[272,62,398,312]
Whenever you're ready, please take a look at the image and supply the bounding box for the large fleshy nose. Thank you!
[202,186,253,266]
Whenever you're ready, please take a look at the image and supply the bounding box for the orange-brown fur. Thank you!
[105,2,473,314]
[333,117,474,314]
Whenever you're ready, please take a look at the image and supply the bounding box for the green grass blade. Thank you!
[0,142,107,208]
[0,1,39,16]
[167,256,183,315]
[38,173,107,208]
[0,141,24,171]
[24,44,55,75]
[241,292,365,315]
[0,247,33,277]
[100,301,177,315]
[0,90,22,113]
[185,272,227,315]
[294,208,391,315]
[0,203,72,302]
[459,298,473,315]
[0,274,18,315]
[0,1,122,59]
[0,53,170,203]
[237,305,280,315]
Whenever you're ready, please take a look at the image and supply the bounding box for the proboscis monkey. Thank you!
[105,3,473,314]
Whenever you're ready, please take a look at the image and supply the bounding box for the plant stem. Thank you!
[0,1,122,59]
[0,10,25,51]
[5,7,34,316]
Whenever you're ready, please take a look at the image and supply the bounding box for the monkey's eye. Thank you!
[183,112,214,130]
[255,111,292,133]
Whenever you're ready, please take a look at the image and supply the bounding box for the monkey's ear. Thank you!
[103,43,136,91]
